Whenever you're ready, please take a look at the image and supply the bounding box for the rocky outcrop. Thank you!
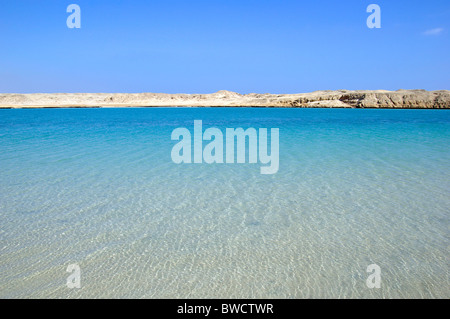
[0,90,448,108]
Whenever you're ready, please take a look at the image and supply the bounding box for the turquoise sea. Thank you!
[0,107,449,298]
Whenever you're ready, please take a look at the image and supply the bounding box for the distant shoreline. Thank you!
[1,90,449,109]
[1,106,450,110]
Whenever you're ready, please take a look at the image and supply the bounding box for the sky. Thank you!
[0,0,449,94]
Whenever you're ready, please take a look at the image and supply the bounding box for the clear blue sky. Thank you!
[0,0,449,93]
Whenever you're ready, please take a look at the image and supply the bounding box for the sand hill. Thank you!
[0,89,449,108]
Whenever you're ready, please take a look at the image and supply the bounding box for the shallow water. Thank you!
[0,107,449,298]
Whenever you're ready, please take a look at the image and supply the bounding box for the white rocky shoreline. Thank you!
[0,89,449,109]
